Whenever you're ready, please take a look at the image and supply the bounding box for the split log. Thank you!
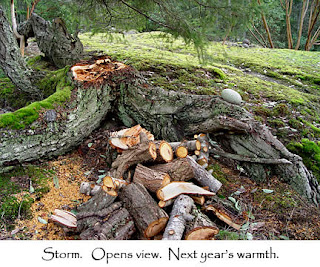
[156,181,215,202]
[133,164,171,193]
[50,209,77,229]
[184,205,219,240]
[77,202,135,240]
[149,158,194,181]
[204,196,246,231]
[76,187,117,214]
[158,199,175,208]
[111,133,157,179]
[162,195,194,240]
[119,182,169,238]
[186,155,222,193]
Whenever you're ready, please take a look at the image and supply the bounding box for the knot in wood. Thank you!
[45,109,57,122]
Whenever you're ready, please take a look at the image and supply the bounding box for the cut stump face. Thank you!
[71,55,133,86]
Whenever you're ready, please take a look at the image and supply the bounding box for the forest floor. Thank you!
[1,32,320,240]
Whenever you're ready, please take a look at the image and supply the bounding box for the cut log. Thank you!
[50,209,77,229]
[76,187,117,214]
[186,155,222,193]
[191,196,205,205]
[108,124,154,151]
[80,182,101,196]
[149,158,194,181]
[158,199,175,208]
[155,141,174,163]
[111,133,157,179]
[77,202,135,240]
[162,195,194,240]
[184,205,219,240]
[119,182,169,238]
[156,181,216,202]
[133,164,171,193]
[175,146,188,158]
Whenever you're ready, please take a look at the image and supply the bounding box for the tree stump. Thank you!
[119,182,169,238]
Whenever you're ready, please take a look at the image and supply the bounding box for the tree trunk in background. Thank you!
[257,0,275,48]
[18,13,83,68]
[0,6,39,95]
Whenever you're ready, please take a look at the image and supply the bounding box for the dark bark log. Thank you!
[0,6,38,95]
[77,201,135,240]
[18,13,83,68]
[132,163,171,192]
[76,187,117,214]
[149,158,194,181]
[119,182,169,238]
[111,137,157,179]
[162,194,194,240]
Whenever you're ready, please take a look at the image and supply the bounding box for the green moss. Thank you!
[0,66,72,130]
[216,230,241,240]
[287,139,320,183]
[207,163,228,185]
[272,103,291,116]
[268,118,285,128]
[0,165,52,223]
[252,106,273,117]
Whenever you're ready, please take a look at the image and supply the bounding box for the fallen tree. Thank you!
[0,52,319,205]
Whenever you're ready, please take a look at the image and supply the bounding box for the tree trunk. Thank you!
[0,6,38,95]
[18,13,83,68]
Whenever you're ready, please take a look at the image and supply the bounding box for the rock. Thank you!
[242,43,249,48]
[221,89,243,105]
[243,39,250,45]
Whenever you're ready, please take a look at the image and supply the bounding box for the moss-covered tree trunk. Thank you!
[0,6,38,95]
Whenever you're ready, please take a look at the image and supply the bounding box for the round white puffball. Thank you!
[221,89,243,105]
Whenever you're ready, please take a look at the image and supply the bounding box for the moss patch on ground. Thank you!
[0,165,53,231]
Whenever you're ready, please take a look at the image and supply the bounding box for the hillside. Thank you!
[1,32,320,240]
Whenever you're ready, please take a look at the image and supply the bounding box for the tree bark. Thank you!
[0,6,38,95]
[119,182,169,238]
[132,163,171,192]
[77,201,136,240]
[184,205,219,240]
[162,194,194,240]
[149,158,195,181]
[18,13,83,68]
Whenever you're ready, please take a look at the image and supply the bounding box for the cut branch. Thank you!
[133,163,171,192]
[119,183,169,238]
[162,195,194,240]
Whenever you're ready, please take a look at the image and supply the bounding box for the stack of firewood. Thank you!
[51,125,247,240]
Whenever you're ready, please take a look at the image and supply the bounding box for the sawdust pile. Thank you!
[16,152,91,240]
